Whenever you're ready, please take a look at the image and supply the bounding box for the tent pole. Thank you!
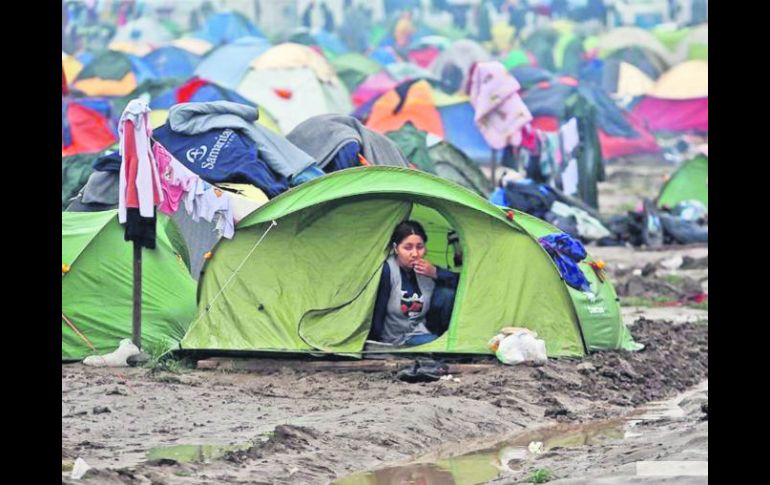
[490,149,497,187]
[132,240,142,349]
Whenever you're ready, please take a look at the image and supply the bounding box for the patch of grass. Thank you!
[527,468,553,483]
[144,340,195,375]
[663,274,684,285]
[62,461,73,472]
[693,318,708,325]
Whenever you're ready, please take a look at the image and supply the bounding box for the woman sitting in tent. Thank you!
[369,221,459,347]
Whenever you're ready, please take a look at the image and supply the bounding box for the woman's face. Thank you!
[394,234,426,270]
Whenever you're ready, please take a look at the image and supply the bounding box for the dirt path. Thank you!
[62,313,707,484]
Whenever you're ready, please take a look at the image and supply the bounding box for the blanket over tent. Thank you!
[166,101,315,179]
[287,114,410,169]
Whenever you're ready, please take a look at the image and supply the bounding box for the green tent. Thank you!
[182,167,635,357]
[331,53,383,93]
[657,154,708,209]
[502,49,530,70]
[385,121,493,197]
[62,211,197,361]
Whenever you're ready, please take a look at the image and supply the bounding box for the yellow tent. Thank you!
[248,43,338,83]
[62,52,83,84]
[648,60,708,100]
[616,62,655,98]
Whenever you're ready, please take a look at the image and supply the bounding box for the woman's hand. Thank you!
[413,258,437,279]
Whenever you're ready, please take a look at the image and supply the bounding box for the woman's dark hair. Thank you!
[390,220,428,246]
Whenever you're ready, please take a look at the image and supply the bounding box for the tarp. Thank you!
[62,211,197,361]
[194,36,271,90]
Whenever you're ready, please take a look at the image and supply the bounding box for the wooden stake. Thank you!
[132,240,142,349]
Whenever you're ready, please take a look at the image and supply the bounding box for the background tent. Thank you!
[181,167,635,357]
[62,52,83,84]
[631,60,708,133]
[73,50,157,97]
[62,98,117,156]
[429,39,492,93]
[143,46,201,80]
[605,46,669,79]
[522,77,660,161]
[62,211,197,361]
[673,24,708,62]
[594,27,674,68]
[171,37,214,56]
[331,53,383,93]
[193,11,265,46]
[194,36,271,90]
[111,17,175,45]
[237,43,353,133]
[657,154,708,209]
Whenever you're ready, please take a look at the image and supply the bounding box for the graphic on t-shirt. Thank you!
[400,291,424,317]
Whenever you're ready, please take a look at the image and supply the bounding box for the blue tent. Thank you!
[194,36,271,89]
[437,102,493,163]
[150,78,255,110]
[368,46,400,65]
[193,12,265,46]
[144,47,201,80]
[313,30,349,56]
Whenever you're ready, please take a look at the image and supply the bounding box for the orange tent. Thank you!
[365,80,444,137]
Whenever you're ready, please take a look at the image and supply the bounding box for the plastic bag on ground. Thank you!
[82,338,140,367]
[494,329,547,366]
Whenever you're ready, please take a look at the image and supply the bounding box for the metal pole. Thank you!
[132,240,142,349]
[490,149,497,187]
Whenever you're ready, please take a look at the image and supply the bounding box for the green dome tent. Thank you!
[657,154,708,209]
[62,211,197,361]
[182,167,636,357]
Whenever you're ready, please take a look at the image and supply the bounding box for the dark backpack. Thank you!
[503,182,556,219]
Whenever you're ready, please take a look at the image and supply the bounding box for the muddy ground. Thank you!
[62,160,707,484]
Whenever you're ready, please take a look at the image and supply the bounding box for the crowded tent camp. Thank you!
[62,1,708,482]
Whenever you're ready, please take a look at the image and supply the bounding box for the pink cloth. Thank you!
[468,61,532,149]
[153,142,200,215]
[352,71,398,107]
